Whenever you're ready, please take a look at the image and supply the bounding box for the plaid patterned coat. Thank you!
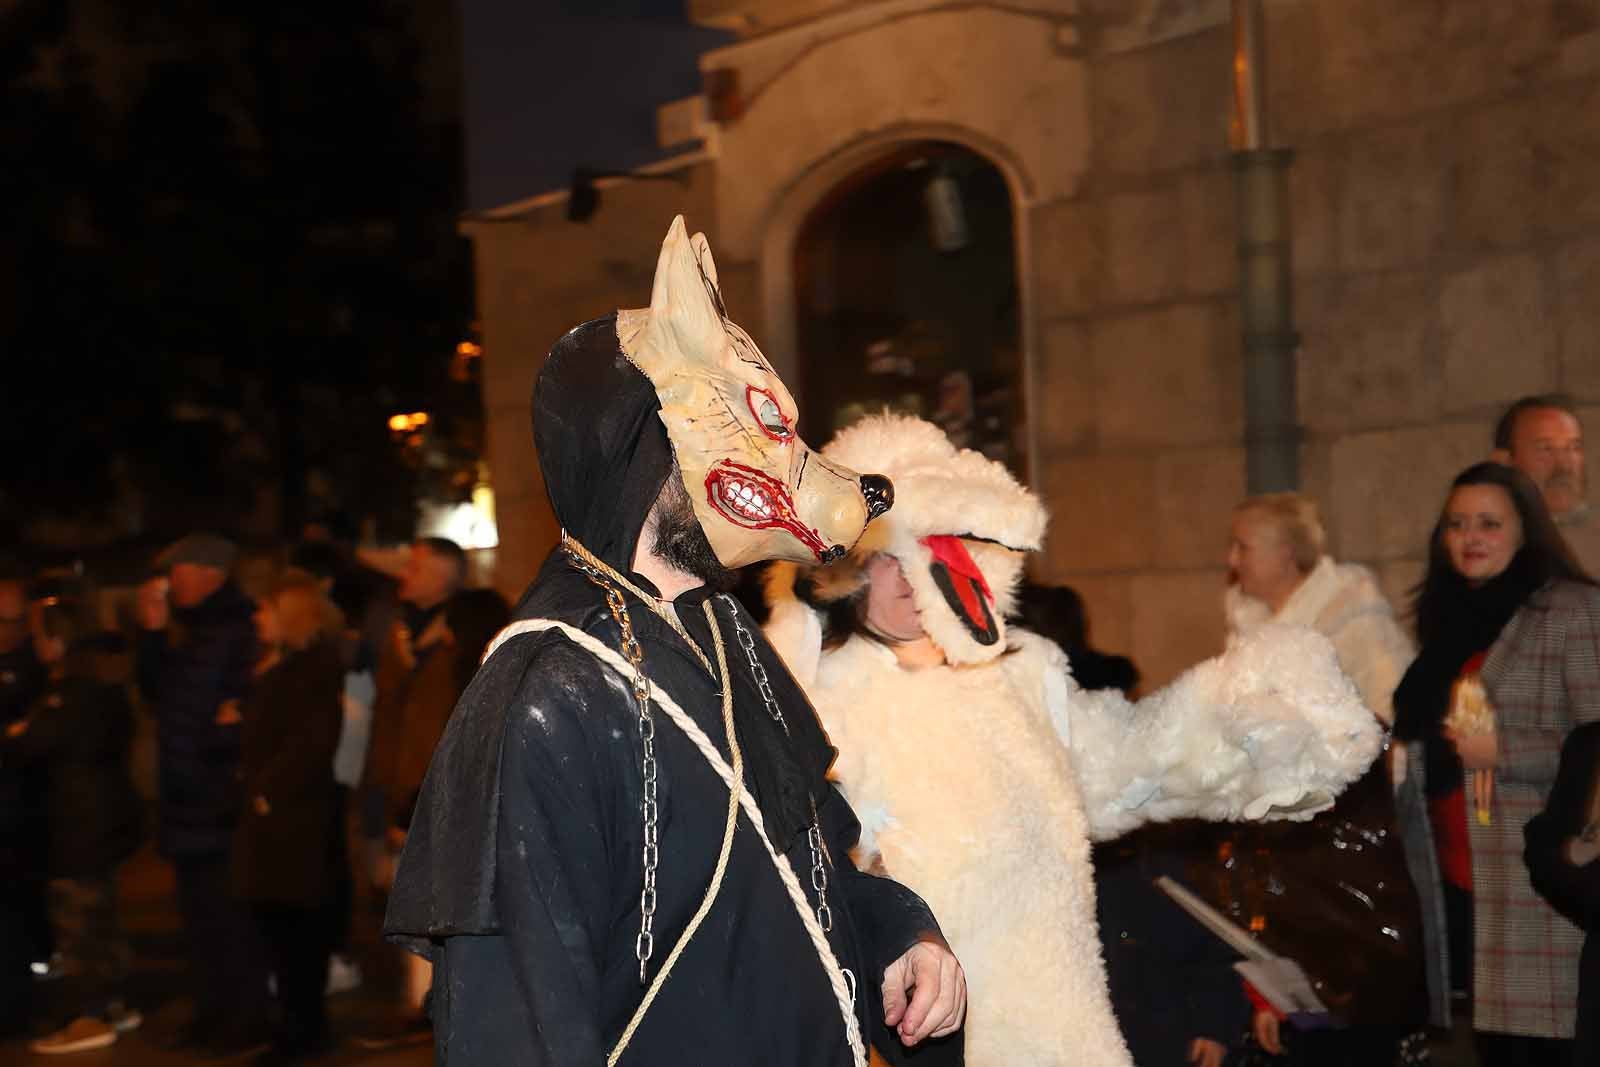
[1473,579,1600,1038]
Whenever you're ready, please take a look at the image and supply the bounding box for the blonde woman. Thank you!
[231,569,345,1062]
[1224,493,1443,1064]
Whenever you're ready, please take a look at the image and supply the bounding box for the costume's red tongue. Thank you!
[921,535,993,635]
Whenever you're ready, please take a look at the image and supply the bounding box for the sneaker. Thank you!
[325,954,363,995]
[29,1016,117,1054]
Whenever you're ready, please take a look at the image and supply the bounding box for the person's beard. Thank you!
[651,472,738,593]
[1545,464,1584,494]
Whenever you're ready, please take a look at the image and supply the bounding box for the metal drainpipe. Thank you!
[1230,0,1300,492]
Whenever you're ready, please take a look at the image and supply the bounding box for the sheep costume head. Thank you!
[787,413,1047,665]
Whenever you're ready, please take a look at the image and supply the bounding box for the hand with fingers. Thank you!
[1252,1008,1284,1057]
[1188,1036,1227,1067]
[880,936,966,1047]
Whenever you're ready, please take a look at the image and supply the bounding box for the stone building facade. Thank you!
[467,0,1600,686]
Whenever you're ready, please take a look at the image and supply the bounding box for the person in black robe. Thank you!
[1523,722,1599,1067]
[384,217,965,1066]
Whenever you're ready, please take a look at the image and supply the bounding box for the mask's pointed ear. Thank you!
[622,216,737,375]
[647,214,690,318]
[640,215,726,364]
[689,230,726,318]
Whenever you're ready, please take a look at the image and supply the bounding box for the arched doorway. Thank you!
[792,142,1023,472]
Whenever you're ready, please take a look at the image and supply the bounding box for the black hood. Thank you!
[532,313,673,575]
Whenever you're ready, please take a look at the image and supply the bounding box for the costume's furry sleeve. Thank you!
[1045,624,1383,841]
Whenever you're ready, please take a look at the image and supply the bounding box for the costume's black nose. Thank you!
[860,474,894,519]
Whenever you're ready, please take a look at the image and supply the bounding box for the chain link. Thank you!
[729,601,788,735]
[723,596,834,935]
[568,548,661,984]
[565,549,843,1002]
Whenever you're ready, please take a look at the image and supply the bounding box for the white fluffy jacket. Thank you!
[1225,556,1414,727]
[772,618,1383,1066]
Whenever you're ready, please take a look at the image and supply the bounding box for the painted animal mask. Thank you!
[617,216,893,568]
[804,414,1047,665]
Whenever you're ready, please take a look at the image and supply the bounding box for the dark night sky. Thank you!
[462,0,731,211]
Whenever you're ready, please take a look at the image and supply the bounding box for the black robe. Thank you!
[384,316,946,1066]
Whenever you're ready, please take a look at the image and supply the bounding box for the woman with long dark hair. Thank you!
[1393,461,1598,1066]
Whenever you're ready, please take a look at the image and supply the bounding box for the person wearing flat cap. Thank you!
[135,533,272,1053]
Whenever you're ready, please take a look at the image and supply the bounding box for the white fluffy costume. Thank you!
[766,415,1384,1067]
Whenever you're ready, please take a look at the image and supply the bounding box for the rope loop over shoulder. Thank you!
[482,614,867,1067]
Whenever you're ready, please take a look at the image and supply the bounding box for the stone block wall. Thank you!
[466,0,1600,689]
[1033,0,1600,686]
[1282,0,1600,618]
[1030,13,1244,685]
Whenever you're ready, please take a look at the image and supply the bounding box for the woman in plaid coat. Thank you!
[1395,462,1598,1066]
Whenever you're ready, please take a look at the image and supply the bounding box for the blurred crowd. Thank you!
[1038,394,1596,1067]
[0,527,508,1062]
[0,392,1594,1067]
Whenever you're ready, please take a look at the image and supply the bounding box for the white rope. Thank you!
[604,600,742,1066]
[483,619,867,1067]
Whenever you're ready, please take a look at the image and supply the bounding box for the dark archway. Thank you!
[792,142,1022,471]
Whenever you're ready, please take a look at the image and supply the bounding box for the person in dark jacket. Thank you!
[1523,722,1600,1067]
[1094,824,1251,1067]
[134,533,270,1053]
[4,575,144,1054]
[232,568,345,1063]
[0,571,49,1036]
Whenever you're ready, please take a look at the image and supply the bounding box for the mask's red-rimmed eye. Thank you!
[746,386,792,442]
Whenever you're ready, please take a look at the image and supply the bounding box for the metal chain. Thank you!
[723,596,834,936]
[563,546,843,1002]
[568,548,661,984]
[728,602,788,736]
[561,531,711,675]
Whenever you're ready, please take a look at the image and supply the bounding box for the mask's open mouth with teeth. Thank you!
[704,460,831,561]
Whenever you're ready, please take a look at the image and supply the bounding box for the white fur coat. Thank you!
[773,617,1381,1066]
[1225,556,1413,727]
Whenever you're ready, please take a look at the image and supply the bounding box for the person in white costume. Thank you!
[765,414,1384,1067]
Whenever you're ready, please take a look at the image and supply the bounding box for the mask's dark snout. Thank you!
[860,474,894,519]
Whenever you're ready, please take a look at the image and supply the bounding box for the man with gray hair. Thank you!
[1492,394,1597,572]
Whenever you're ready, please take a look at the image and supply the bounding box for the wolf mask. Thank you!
[617,216,892,569]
